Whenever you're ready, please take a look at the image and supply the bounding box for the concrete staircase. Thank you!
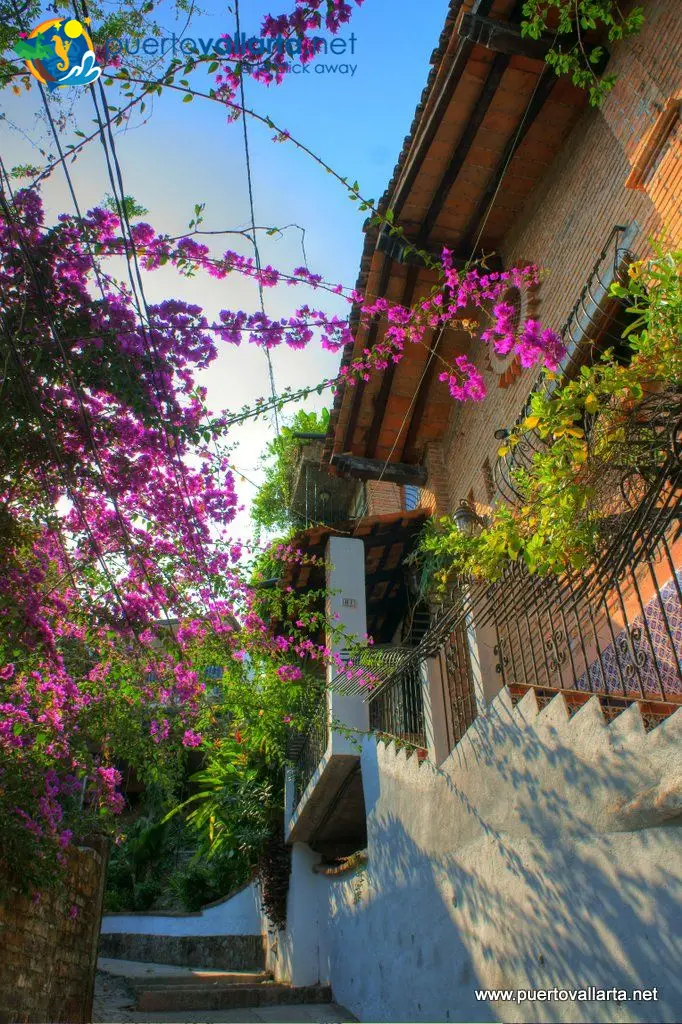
[372,683,682,837]
[134,975,333,1014]
[97,958,334,1015]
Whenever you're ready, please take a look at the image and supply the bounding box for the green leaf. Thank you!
[183,94,193,103]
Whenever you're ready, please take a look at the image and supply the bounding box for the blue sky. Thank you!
[1,0,450,539]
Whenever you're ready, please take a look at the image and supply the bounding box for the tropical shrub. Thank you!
[250,408,331,539]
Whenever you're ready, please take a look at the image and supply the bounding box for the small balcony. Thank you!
[288,441,365,528]
[286,687,368,858]
[283,514,429,854]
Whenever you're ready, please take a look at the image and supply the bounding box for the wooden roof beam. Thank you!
[415,50,511,248]
[332,453,427,486]
[376,228,503,270]
[401,330,446,463]
[365,265,421,459]
[390,0,497,223]
[458,13,610,68]
[456,64,556,255]
[340,252,392,454]
[356,524,426,550]
[458,13,559,61]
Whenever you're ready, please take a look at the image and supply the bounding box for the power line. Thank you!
[235,0,280,435]
[376,327,444,484]
[65,0,226,610]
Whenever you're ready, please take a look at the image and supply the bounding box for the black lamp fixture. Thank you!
[453,499,488,537]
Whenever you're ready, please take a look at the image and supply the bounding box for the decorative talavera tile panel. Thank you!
[575,569,682,698]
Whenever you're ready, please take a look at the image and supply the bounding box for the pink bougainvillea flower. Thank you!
[182,729,203,748]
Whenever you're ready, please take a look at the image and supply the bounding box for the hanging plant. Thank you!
[414,243,682,590]
[521,0,645,105]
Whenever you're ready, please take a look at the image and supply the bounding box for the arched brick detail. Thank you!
[483,276,541,389]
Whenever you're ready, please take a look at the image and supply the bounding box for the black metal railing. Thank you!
[291,464,367,528]
[433,619,479,752]
[352,461,681,751]
[292,690,329,809]
[361,607,479,754]
[489,470,682,710]
[495,224,637,504]
[369,660,426,748]
[365,615,479,753]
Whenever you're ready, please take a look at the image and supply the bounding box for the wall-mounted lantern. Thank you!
[453,499,488,538]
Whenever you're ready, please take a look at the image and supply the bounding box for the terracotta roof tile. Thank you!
[324,0,468,459]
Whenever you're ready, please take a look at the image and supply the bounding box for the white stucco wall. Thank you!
[270,690,682,1023]
[326,536,369,756]
[266,844,322,986]
[101,880,261,936]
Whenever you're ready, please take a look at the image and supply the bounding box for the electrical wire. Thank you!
[3,5,188,630]
[235,0,280,435]
[376,328,444,484]
[64,0,225,609]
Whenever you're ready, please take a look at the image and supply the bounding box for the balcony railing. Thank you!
[292,690,329,809]
[290,459,367,529]
[488,467,682,718]
[351,459,681,758]
[369,659,426,748]
[361,613,479,754]
[495,224,637,505]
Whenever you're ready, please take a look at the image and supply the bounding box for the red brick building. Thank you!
[326,0,680,518]
[282,0,681,823]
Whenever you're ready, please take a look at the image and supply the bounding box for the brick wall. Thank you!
[365,480,405,516]
[439,0,681,510]
[0,839,108,1024]
[420,443,450,516]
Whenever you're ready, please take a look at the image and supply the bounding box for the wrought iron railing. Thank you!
[483,222,681,722]
[353,460,681,750]
[369,660,426,748]
[431,618,479,753]
[495,224,637,504]
[291,464,367,528]
[292,690,329,809]
[489,468,681,712]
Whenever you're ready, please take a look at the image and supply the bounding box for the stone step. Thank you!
[132,970,271,988]
[135,982,334,1014]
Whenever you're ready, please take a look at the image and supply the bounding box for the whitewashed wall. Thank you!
[270,690,682,1023]
[101,880,261,937]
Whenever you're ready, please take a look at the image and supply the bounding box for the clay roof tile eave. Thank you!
[322,0,469,463]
